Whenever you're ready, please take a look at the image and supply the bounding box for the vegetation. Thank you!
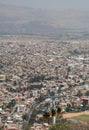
[30,74,45,82]
[73,114,89,122]
[49,122,70,130]
[49,119,89,130]
[0,127,3,130]
[22,113,29,121]
[85,90,89,96]
[76,90,83,97]
[6,99,16,109]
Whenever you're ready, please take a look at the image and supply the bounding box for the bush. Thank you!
[49,122,70,130]
[49,120,89,130]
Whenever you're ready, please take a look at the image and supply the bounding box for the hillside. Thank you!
[0,4,89,35]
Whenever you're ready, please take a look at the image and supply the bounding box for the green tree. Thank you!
[77,90,82,97]
[85,90,89,96]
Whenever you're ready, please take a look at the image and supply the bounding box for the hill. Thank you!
[0,4,89,36]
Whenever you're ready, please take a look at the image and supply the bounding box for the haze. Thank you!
[0,0,89,10]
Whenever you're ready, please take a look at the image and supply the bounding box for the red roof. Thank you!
[7,126,18,130]
[0,98,4,101]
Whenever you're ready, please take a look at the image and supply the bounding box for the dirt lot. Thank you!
[63,111,89,119]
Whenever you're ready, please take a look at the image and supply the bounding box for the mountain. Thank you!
[0,4,89,36]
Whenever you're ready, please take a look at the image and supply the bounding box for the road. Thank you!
[23,100,40,124]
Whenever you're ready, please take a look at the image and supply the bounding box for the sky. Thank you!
[0,0,89,10]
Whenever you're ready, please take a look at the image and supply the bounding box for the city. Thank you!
[0,35,89,129]
[0,0,89,129]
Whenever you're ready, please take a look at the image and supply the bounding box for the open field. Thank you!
[73,114,89,122]
[63,111,89,119]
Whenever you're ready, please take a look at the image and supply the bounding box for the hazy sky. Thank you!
[0,0,89,10]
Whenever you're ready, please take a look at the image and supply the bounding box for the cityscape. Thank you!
[0,0,89,130]
[0,35,89,129]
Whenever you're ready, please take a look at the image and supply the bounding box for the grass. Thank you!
[49,122,71,130]
[49,119,89,130]
[72,114,89,122]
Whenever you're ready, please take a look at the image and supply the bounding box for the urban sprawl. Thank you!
[0,36,89,130]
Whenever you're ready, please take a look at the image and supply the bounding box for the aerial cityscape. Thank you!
[0,0,89,130]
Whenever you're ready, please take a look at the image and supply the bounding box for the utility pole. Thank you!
[52,100,56,125]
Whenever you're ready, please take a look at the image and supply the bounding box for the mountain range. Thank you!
[0,4,89,36]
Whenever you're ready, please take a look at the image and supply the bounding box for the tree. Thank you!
[22,113,29,121]
[77,90,82,97]
[85,90,89,96]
